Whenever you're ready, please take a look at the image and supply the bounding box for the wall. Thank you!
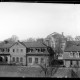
[10,42,26,65]
[27,56,49,67]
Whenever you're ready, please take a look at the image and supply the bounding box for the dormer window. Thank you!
[28,48,33,52]
[41,48,45,52]
[76,52,79,58]
[70,52,73,57]
[36,48,40,52]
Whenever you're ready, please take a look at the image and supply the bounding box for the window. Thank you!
[41,58,44,63]
[36,48,40,52]
[70,60,72,66]
[2,49,4,52]
[20,57,23,62]
[35,58,38,64]
[16,57,19,62]
[13,49,15,52]
[70,52,73,57]
[76,52,79,57]
[28,48,33,52]
[12,57,15,62]
[73,52,75,56]
[21,49,23,52]
[79,52,80,57]
[29,58,32,63]
[30,49,33,52]
[41,48,45,52]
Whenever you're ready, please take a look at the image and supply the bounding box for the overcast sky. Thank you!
[0,3,80,41]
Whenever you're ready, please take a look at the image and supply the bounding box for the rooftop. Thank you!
[22,42,47,48]
[64,45,80,52]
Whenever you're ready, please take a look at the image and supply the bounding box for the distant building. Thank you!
[63,45,80,67]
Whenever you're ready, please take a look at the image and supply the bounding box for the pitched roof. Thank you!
[0,41,15,48]
[23,42,47,48]
[64,45,80,52]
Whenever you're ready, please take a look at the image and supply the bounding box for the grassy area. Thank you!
[0,65,74,77]
[0,65,45,77]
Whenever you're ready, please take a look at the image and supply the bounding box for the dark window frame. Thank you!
[16,57,19,62]
[20,57,23,62]
[29,57,32,63]
[35,58,38,64]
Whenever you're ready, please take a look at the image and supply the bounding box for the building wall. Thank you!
[27,56,49,67]
[10,42,26,65]
[65,61,70,67]
[63,52,80,59]
[10,55,26,65]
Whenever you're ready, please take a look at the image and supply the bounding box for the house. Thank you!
[23,42,49,67]
[63,45,80,67]
[0,41,14,64]
[9,41,26,65]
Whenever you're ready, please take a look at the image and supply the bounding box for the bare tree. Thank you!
[26,38,36,42]
[10,35,18,42]
[67,64,79,78]
[66,35,74,41]
[38,63,59,77]
[38,46,60,77]
[75,36,80,41]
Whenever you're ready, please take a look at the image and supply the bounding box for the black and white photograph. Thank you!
[0,2,79,78]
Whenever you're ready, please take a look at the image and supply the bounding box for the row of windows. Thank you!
[27,48,46,53]
[28,57,44,64]
[70,52,80,57]
[0,48,9,52]
[13,49,23,53]
[12,57,23,62]
[0,48,46,53]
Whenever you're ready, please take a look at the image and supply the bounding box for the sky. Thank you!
[0,3,80,41]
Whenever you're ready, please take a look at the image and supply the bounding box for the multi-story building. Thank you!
[23,42,49,67]
[0,40,50,67]
[0,41,14,64]
[10,41,26,65]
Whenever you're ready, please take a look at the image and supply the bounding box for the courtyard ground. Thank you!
[0,65,78,77]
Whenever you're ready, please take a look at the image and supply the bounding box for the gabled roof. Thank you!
[9,40,26,48]
[23,42,47,48]
[64,45,80,52]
